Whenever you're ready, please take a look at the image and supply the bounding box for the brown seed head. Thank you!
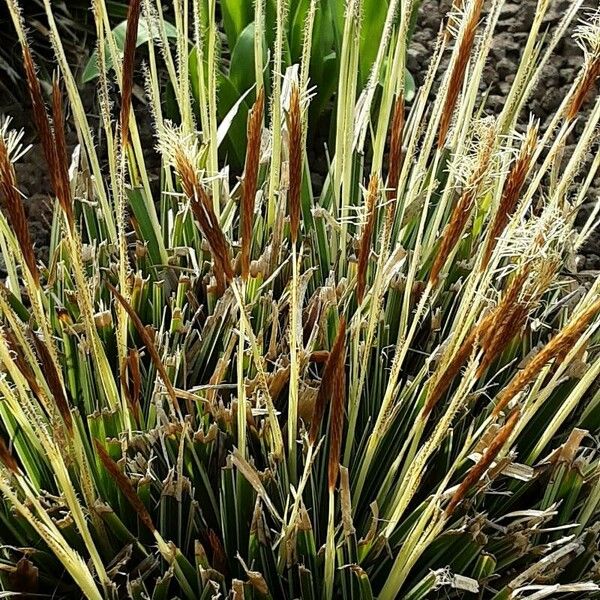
[567,58,600,122]
[0,136,38,284]
[357,174,379,304]
[326,319,347,490]
[438,0,485,148]
[175,151,234,294]
[493,297,600,416]
[241,88,264,280]
[21,45,56,179]
[121,0,142,148]
[0,436,19,475]
[30,330,73,434]
[387,94,405,210]
[51,76,74,227]
[309,318,347,447]
[482,123,538,269]
[425,266,540,415]
[445,409,519,515]
[430,121,495,285]
[95,439,156,532]
[287,85,302,246]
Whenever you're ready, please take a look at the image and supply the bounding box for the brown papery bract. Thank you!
[357,174,379,304]
[241,88,264,280]
[445,409,519,515]
[493,297,600,416]
[120,0,142,148]
[0,137,38,285]
[438,0,485,148]
[288,85,302,246]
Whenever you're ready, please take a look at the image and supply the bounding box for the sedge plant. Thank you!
[0,0,600,598]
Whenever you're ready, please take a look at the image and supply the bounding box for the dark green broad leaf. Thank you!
[288,0,311,61]
[220,0,254,51]
[189,47,252,168]
[229,22,260,99]
[360,0,389,87]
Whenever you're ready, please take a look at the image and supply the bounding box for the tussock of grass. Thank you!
[0,0,599,598]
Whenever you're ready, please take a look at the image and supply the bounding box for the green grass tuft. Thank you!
[0,0,599,598]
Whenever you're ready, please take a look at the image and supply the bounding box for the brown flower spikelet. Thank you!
[120,0,142,148]
[0,137,38,284]
[309,318,347,448]
[30,330,73,434]
[493,297,600,416]
[175,152,234,294]
[287,85,302,246]
[308,318,348,490]
[357,174,379,304]
[482,123,538,269]
[430,123,495,286]
[438,0,485,148]
[445,409,519,514]
[241,88,264,280]
[387,94,405,209]
[567,57,600,121]
[51,77,74,227]
[424,268,533,415]
[95,439,156,532]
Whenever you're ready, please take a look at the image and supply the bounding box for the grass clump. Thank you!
[0,0,600,598]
